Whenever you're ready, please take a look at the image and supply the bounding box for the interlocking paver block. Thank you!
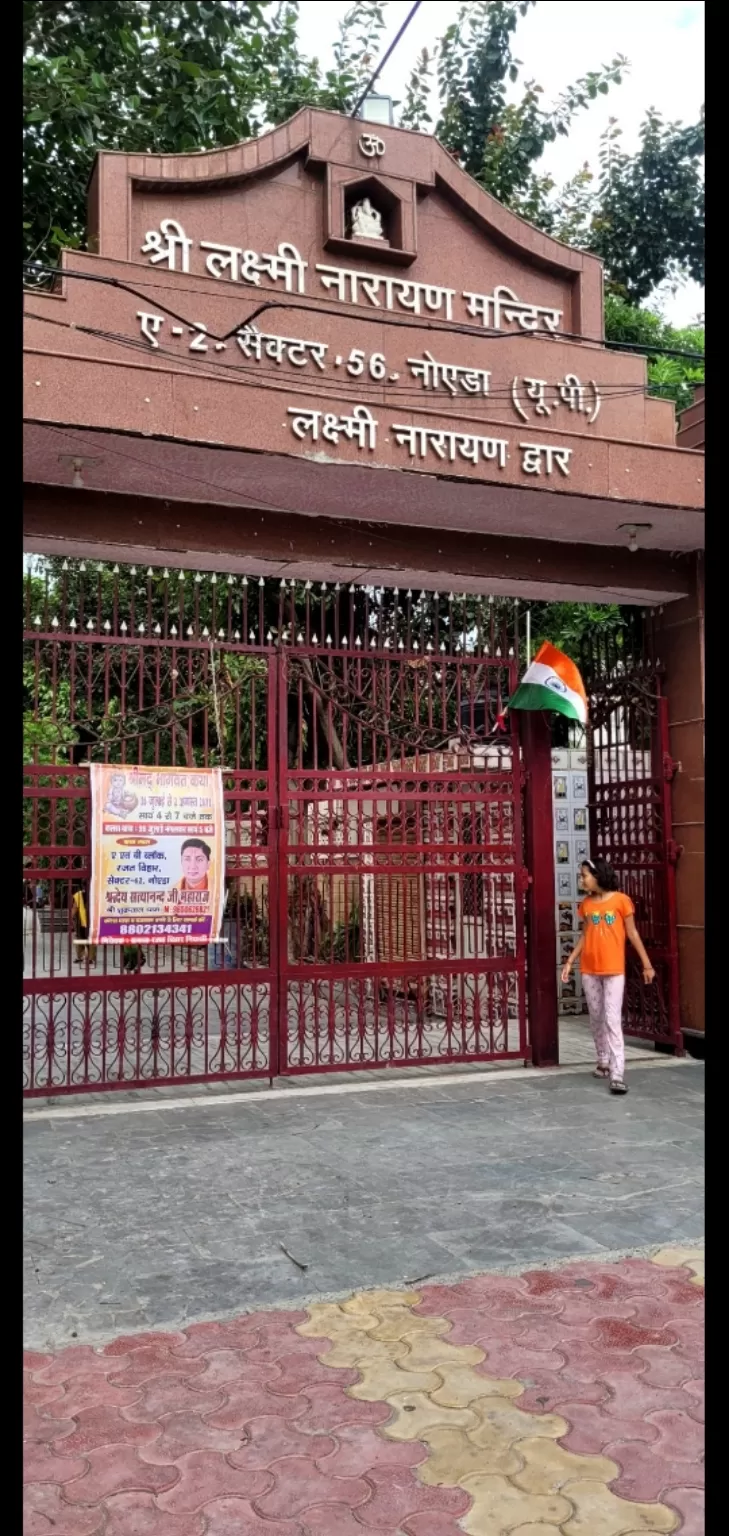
[23,1247,702,1536]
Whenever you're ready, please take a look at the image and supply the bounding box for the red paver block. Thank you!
[140,1407,244,1462]
[265,1350,360,1397]
[120,1374,225,1424]
[228,1414,335,1468]
[31,1345,123,1385]
[354,1467,471,1529]
[604,1433,704,1504]
[298,1505,375,1536]
[103,1331,189,1356]
[156,1450,272,1513]
[36,1370,143,1419]
[184,1351,280,1391]
[203,1501,303,1536]
[293,1384,391,1434]
[107,1344,208,1388]
[23,1441,90,1486]
[255,1455,370,1520]
[314,1422,426,1478]
[23,1400,75,1444]
[557,1400,660,1454]
[54,1403,163,1456]
[203,1379,310,1432]
[104,1491,206,1536]
[663,1484,705,1536]
[24,1483,103,1536]
[62,1444,179,1505]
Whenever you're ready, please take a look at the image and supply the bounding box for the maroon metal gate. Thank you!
[584,635,682,1051]
[23,563,528,1095]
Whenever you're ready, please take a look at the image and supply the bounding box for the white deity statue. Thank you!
[350,198,384,240]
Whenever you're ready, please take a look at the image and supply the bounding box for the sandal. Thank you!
[610,1079,628,1095]
[593,1066,610,1079]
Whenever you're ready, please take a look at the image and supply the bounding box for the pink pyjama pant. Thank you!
[581,973,626,1081]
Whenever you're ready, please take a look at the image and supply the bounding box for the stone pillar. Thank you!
[520,710,559,1066]
[654,553,705,1040]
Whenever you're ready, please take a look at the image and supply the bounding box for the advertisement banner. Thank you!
[89,766,225,945]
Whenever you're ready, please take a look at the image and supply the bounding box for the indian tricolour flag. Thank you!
[507,641,588,724]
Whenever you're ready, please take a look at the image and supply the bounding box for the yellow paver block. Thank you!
[650,1245,704,1287]
[512,1436,619,1494]
[459,1473,574,1534]
[430,1364,523,1408]
[419,1424,524,1483]
[296,1284,682,1535]
[560,1480,678,1535]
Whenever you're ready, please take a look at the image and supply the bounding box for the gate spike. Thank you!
[311,633,319,645]
[249,629,256,641]
[413,640,419,651]
[370,637,377,649]
[170,624,178,637]
[138,622,145,634]
[113,564,120,575]
[103,619,110,632]
[210,573,217,585]
[69,617,77,631]
[154,623,162,635]
[178,569,185,581]
[120,620,127,634]
[187,625,194,637]
[51,616,59,629]
[306,580,312,591]
[86,619,94,631]
[202,626,210,637]
[341,636,348,647]
[242,576,248,586]
[384,637,391,649]
[163,568,170,579]
[79,562,86,573]
[349,584,355,594]
[280,578,286,588]
[62,560,69,571]
[258,577,265,588]
[426,641,433,652]
[297,631,304,643]
[33,615,41,627]
[267,629,274,642]
[227,574,234,586]
[440,642,446,653]
[195,572,202,584]
[233,629,240,640]
[355,636,362,648]
[218,628,225,639]
[398,639,404,651]
[326,634,332,646]
[146,567,153,577]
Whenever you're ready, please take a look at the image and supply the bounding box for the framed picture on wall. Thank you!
[573,807,587,831]
[553,775,568,800]
[557,872,572,898]
[555,807,570,832]
[575,839,589,863]
[572,775,587,801]
[556,841,570,864]
[558,902,574,932]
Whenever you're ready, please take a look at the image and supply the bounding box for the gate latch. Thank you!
[667,839,684,866]
[516,868,533,894]
[663,753,679,783]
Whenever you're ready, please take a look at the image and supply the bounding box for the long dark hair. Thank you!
[581,858,620,892]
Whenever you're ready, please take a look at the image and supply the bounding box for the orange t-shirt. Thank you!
[578,892,634,976]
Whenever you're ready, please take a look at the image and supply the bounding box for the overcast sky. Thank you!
[297,0,704,326]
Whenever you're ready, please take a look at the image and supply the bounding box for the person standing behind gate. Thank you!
[561,858,655,1096]
[72,883,97,967]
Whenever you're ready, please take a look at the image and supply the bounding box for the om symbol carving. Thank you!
[358,133,386,158]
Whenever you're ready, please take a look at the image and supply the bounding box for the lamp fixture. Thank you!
[618,522,653,553]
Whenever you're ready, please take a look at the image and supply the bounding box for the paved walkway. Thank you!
[24,1246,704,1535]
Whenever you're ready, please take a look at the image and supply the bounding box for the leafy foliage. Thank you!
[604,295,704,412]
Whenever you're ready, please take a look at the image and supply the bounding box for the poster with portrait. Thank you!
[89,766,225,945]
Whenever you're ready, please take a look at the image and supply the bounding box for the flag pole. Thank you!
[526,609,531,666]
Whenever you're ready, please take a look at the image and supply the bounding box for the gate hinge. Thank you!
[667,839,684,866]
[663,753,679,783]
[516,868,533,894]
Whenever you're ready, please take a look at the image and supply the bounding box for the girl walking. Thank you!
[561,858,655,1096]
